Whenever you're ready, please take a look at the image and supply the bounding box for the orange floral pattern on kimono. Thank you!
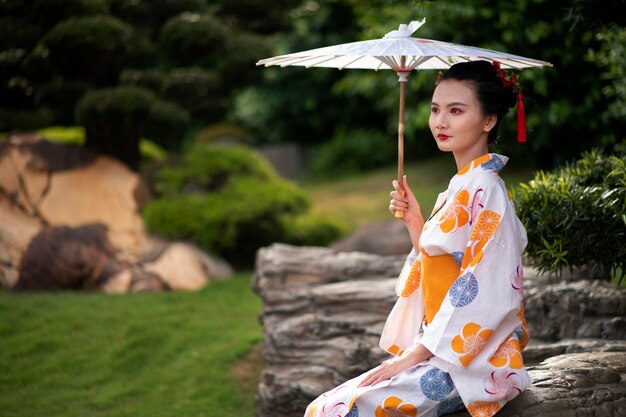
[438,189,470,233]
[451,322,495,367]
[374,396,418,417]
[400,260,421,297]
[466,401,502,417]
[489,337,524,369]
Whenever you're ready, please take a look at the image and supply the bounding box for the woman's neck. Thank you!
[453,144,490,172]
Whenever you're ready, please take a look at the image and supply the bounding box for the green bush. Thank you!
[0,107,53,131]
[160,67,223,122]
[310,128,396,178]
[36,80,91,124]
[0,18,41,50]
[514,149,626,282]
[143,176,310,266]
[191,122,254,146]
[42,15,134,85]
[76,86,188,168]
[109,0,207,34]
[144,99,191,150]
[159,13,227,67]
[143,144,345,265]
[119,68,166,93]
[152,144,277,197]
[281,213,346,247]
[3,0,109,31]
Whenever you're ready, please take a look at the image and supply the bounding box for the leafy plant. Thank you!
[143,144,343,266]
[514,149,626,283]
[75,86,189,168]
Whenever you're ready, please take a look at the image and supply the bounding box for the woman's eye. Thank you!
[431,107,439,114]
[451,108,463,114]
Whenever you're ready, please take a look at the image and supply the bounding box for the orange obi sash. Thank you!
[421,252,461,324]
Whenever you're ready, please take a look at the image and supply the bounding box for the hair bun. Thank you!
[503,84,517,109]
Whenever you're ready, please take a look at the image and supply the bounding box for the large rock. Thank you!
[447,352,626,417]
[253,244,404,417]
[524,280,626,341]
[0,135,232,291]
[330,221,412,255]
[524,338,626,364]
[253,243,626,417]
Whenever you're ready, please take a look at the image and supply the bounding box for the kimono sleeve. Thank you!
[418,176,526,369]
[379,248,426,356]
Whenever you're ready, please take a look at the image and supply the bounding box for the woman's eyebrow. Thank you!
[431,101,470,107]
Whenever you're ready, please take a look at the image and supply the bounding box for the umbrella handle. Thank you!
[394,74,406,219]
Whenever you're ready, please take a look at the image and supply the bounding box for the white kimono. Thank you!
[305,153,530,417]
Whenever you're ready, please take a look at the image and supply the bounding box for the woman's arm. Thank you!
[358,343,433,387]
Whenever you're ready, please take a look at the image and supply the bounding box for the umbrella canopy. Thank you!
[257,18,552,218]
[257,19,552,74]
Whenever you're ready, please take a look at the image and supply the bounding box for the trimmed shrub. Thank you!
[0,107,52,131]
[0,18,41,50]
[119,68,166,93]
[36,80,91,124]
[109,0,206,34]
[143,177,310,266]
[191,122,253,146]
[76,86,188,168]
[281,213,346,247]
[2,0,109,31]
[141,144,348,265]
[514,149,626,282]
[42,15,134,85]
[144,100,190,150]
[159,13,227,68]
[310,128,396,178]
[217,31,272,87]
[160,67,223,122]
[152,144,277,197]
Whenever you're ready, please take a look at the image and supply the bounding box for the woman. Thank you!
[304,60,530,417]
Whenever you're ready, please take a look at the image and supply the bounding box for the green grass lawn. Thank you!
[302,155,534,232]
[0,273,262,417]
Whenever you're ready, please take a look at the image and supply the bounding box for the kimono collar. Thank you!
[447,153,508,191]
[454,153,508,177]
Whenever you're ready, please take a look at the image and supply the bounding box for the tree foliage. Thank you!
[0,0,298,167]
[234,0,626,169]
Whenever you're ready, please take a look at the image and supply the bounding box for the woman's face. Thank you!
[429,79,495,157]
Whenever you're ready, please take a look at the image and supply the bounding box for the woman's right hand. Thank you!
[389,175,424,228]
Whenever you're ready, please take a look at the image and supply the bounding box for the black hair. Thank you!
[440,60,517,145]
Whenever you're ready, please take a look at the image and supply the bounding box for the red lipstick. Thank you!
[437,134,449,140]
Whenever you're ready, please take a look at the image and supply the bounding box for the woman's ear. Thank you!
[484,115,497,133]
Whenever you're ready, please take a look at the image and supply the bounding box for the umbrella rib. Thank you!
[258,56,301,66]
[435,56,451,67]
[305,55,340,68]
[505,58,545,69]
[374,56,396,70]
[339,56,365,69]
[278,55,325,66]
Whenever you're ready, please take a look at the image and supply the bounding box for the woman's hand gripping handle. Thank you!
[389,175,425,250]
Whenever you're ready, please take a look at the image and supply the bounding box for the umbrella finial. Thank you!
[384,18,426,39]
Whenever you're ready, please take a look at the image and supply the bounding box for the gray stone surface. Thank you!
[524,279,626,341]
[330,221,413,256]
[448,352,626,416]
[253,243,626,417]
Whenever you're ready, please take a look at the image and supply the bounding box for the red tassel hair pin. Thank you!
[492,61,526,143]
